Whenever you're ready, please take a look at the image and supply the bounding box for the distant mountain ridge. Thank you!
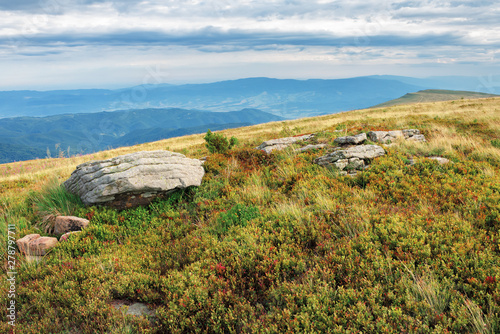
[0,108,282,163]
[0,77,427,119]
[372,89,499,108]
[2,76,499,119]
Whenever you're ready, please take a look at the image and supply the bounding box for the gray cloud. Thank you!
[0,0,498,89]
[0,0,102,13]
[1,28,471,53]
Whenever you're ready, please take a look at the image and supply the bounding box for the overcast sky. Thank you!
[0,0,499,90]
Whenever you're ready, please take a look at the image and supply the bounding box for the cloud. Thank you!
[0,0,498,89]
[0,27,470,53]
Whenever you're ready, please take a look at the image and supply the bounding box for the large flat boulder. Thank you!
[64,151,204,210]
[256,134,314,154]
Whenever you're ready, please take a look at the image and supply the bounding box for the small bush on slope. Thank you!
[204,129,239,154]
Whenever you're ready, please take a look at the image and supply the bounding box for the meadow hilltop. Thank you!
[1,97,499,333]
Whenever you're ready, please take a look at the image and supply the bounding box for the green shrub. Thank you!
[491,139,500,149]
[213,203,260,236]
[204,129,238,154]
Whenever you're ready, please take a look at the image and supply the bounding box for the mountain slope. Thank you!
[372,89,499,108]
[366,75,500,94]
[0,108,282,163]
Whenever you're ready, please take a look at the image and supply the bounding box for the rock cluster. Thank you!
[256,134,314,154]
[17,215,89,260]
[367,129,426,143]
[64,150,204,210]
[314,145,386,175]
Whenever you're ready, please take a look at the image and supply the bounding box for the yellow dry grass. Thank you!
[1,97,499,206]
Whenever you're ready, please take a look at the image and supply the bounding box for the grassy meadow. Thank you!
[1,97,500,333]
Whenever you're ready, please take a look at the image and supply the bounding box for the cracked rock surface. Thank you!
[64,151,204,209]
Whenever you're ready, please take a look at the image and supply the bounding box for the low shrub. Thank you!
[204,129,238,154]
[212,203,260,236]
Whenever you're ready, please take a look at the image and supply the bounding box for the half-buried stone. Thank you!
[64,150,205,210]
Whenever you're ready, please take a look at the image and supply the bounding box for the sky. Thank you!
[0,0,499,90]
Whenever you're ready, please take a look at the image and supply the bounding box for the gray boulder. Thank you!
[256,134,314,154]
[314,145,385,173]
[368,129,426,143]
[64,151,204,210]
[367,130,404,143]
[334,133,367,145]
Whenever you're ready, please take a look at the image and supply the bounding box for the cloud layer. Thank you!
[0,0,498,89]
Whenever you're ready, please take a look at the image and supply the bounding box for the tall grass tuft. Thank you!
[28,178,83,233]
[405,268,452,320]
[464,298,496,334]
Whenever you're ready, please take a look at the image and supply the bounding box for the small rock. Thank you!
[16,234,41,255]
[296,144,327,153]
[333,159,349,170]
[17,236,58,256]
[402,129,426,142]
[347,157,365,170]
[256,134,314,154]
[127,303,155,317]
[402,129,421,138]
[112,300,155,317]
[428,156,451,165]
[407,134,426,142]
[59,231,82,242]
[54,216,89,234]
[334,133,367,145]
